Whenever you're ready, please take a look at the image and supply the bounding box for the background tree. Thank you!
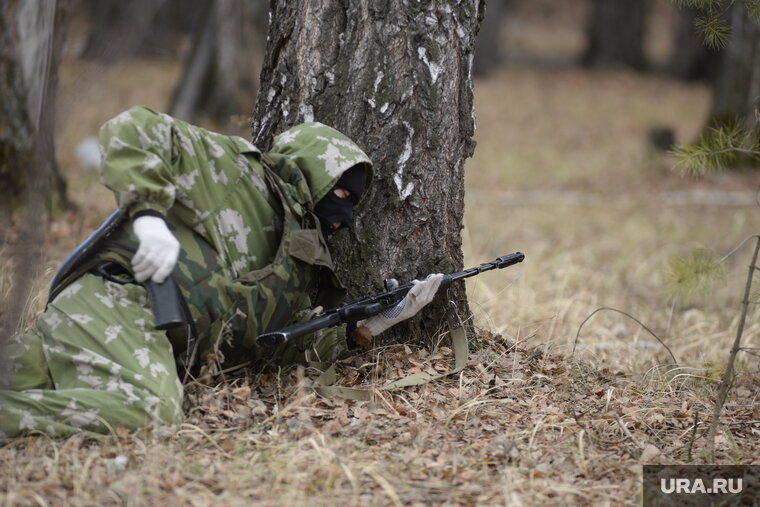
[669,5,722,82]
[170,0,268,124]
[473,0,511,77]
[709,5,760,129]
[582,0,647,69]
[0,0,69,340]
[79,0,168,62]
[671,0,760,171]
[252,1,484,344]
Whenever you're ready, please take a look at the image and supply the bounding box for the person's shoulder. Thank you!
[104,105,169,127]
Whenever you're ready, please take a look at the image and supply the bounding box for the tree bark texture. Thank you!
[0,0,68,345]
[0,0,69,211]
[252,0,484,345]
[709,7,760,129]
[0,1,35,209]
[582,0,647,70]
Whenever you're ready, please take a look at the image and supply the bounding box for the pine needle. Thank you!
[663,248,726,301]
[671,123,760,176]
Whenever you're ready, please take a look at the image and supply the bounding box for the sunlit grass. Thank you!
[464,67,760,375]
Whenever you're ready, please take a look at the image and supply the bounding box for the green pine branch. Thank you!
[663,248,726,302]
[671,123,760,176]
[671,0,760,49]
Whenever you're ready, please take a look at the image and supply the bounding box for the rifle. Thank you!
[256,252,525,347]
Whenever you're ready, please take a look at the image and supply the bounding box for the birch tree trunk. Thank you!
[252,1,484,345]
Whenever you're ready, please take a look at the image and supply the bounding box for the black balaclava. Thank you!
[314,165,366,235]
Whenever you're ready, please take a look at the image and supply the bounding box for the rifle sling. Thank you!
[311,301,468,401]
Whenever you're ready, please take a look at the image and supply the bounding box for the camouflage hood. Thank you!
[269,122,373,206]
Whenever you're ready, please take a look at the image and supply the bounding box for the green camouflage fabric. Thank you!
[0,274,184,437]
[0,106,372,439]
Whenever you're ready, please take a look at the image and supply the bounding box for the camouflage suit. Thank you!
[0,106,372,438]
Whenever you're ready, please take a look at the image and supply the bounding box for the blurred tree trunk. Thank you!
[473,0,510,76]
[708,7,760,129]
[138,0,210,57]
[0,0,70,212]
[669,6,722,82]
[0,0,69,339]
[80,0,166,62]
[252,1,484,345]
[170,0,267,126]
[582,0,647,69]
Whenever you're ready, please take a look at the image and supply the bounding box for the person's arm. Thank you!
[97,106,243,281]
[98,105,244,218]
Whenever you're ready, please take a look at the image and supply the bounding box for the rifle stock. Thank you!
[256,252,524,348]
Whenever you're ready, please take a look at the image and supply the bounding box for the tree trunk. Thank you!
[669,6,722,82]
[582,0,647,70]
[0,0,69,211]
[170,0,267,126]
[80,0,167,63]
[252,1,484,346]
[473,0,509,77]
[709,7,760,129]
[0,0,69,340]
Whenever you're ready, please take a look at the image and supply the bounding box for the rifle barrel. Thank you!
[255,252,524,347]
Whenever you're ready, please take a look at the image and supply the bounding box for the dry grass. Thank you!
[3,17,760,506]
[464,66,760,376]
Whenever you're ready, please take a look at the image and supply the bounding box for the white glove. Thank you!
[358,273,444,336]
[131,215,180,283]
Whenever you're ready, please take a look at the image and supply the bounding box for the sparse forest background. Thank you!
[1,0,759,504]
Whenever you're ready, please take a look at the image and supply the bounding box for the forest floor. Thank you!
[3,27,760,506]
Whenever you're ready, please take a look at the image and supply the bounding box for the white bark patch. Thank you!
[299,104,315,122]
[373,71,384,93]
[417,47,442,83]
[394,122,415,200]
[281,96,290,118]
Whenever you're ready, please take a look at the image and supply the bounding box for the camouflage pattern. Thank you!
[0,274,183,437]
[0,106,372,438]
